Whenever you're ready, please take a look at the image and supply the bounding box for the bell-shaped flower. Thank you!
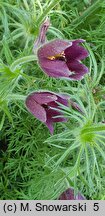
[25,91,69,134]
[58,188,86,200]
[37,39,89,80]
[25,91,81,134]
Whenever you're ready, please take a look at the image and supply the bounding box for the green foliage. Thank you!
[0,0,105,200]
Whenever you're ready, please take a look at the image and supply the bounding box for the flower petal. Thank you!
[30,92,57,105]
[45,117,54,134]
[56,95,69,106]
[65,40,89,61]
[25,95,46,122]
[59,188,74,200]
[38,59,72,78]
[72,39,85,44]
[46,108,66,134]
[58,188,85,200]
[70,100,83,112]
[37,39,72,59]
[67,60,88,80]
[48,96,69,108]
[47,108,67,122]
[76,192,86,200]
[46,123,54,134]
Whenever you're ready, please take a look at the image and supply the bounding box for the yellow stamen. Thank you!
[47,51,65,61]
[47,56,55,60]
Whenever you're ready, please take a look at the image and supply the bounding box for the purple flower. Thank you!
[25,91,69,134]
[58,188,86,200]
[37,39,89,80]
[25,91,81,134]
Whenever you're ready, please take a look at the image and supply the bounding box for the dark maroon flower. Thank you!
[25,91,69,134]
[25,91,81,134]
[37,39,89,80]
[58,188,86,200]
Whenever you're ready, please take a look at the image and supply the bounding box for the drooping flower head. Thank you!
[58,188,86,200]
[25,91,68,134]
[25,91,81,134]
[37,39,89,80]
